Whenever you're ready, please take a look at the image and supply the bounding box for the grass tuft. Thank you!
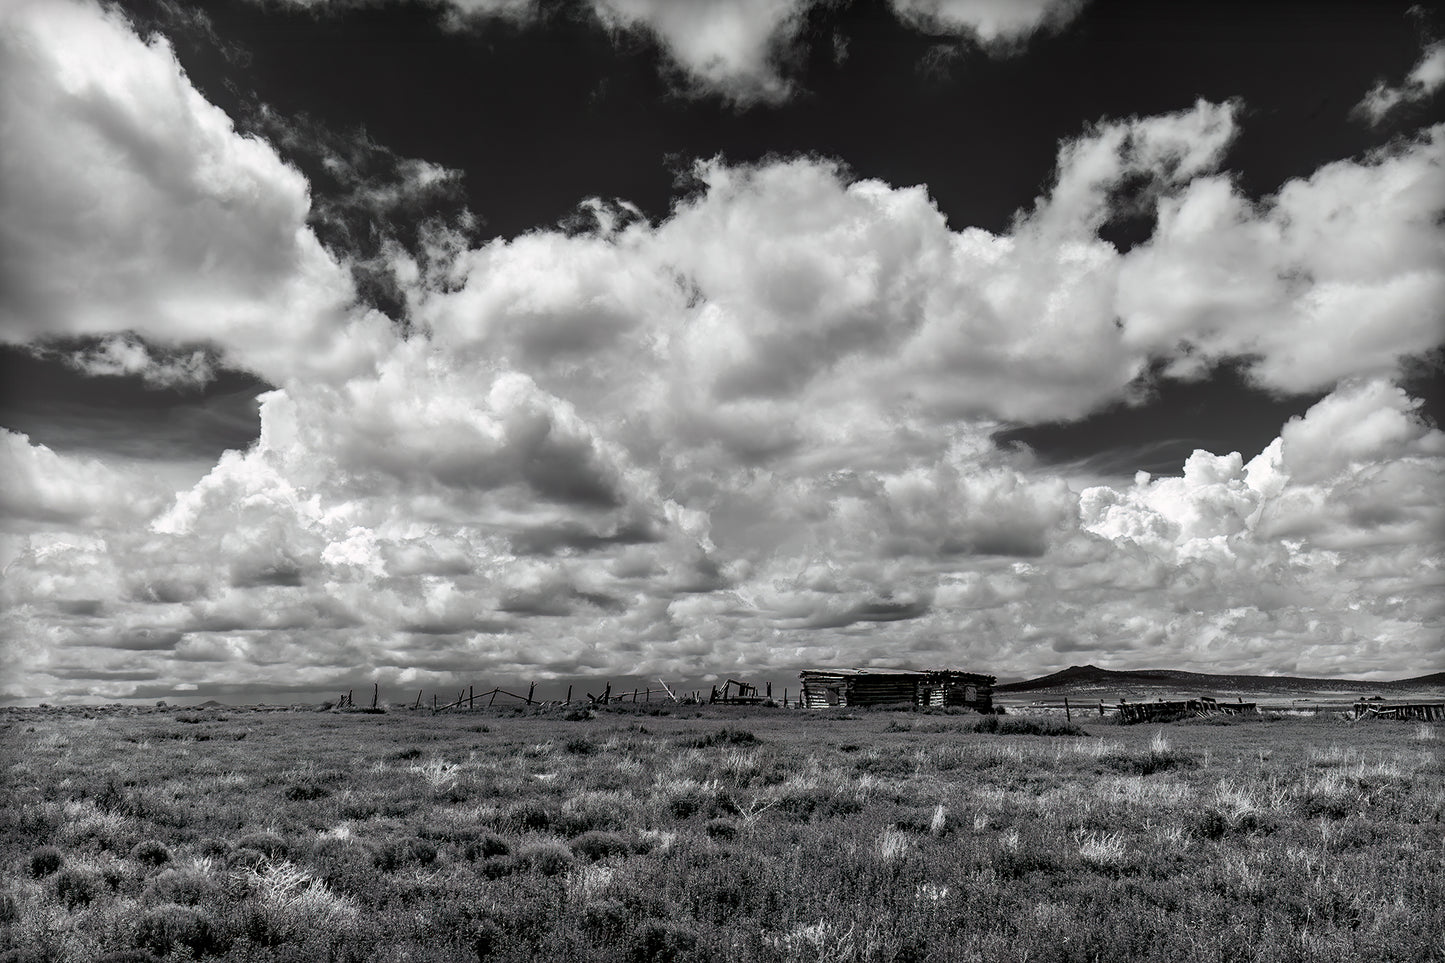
[26,847,62,879]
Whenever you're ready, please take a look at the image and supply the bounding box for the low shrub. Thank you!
[373,837,438,872]
[971,715,1088,737]
[54,867,101,909]
[477,855,520,880]
[27,846,62,878]
[582,897,631,938]
[463,832,511,860]
[627,919,699,963]
[705,818,739,840]
[569,831,630,861]
[143,867,221,906]
[235,830,289,858]
[134,903,223,957]
[690,728,760,748]
[517,841,573,876]
[506,801,554,832]
[226,846,269,870]
[284,781,331,801]
[130,840,171,868]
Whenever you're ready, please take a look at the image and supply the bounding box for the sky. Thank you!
[1,0,1442,705]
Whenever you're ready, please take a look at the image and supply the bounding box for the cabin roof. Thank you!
[798,667,992,679]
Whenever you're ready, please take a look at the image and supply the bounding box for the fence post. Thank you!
[469,685,474,710]
[1064,697,1071,722]
[433,694,437,711]
[414,690,421,709]
[527,682,536,705]
[348,689,354,708]
[783,688,788,708]
[372,683,378,709]
[566,684,573,704]
[488,688,497,707]
[1098,700,1103,718]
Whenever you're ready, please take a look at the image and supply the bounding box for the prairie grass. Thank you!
[1,705,1442,961]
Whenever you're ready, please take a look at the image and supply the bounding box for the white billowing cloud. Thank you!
[1274,379,1445,485]
[259,0,1084,103]
[59,336,214,388]
[591,0,810,103]
[890,0,1085,44]
[1355,41,1445,124]
[0,0,388,385]
[0,431,170,530]
[1065,379,1445,674]
[1116,125,1445,393]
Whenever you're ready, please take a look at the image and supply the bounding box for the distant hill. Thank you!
[998,664,1444,696]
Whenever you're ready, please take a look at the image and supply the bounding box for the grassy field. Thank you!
[1,704,1441,962]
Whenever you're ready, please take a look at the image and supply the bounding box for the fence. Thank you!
[333,679,798,713]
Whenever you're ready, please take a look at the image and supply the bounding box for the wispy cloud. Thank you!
[1355,40,1445,124]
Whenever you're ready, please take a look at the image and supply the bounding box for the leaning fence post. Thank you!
[414,690,422,709]
[566,685,573,704]
[488,687,497,707]
[527,682,536,705]
[1064,697,1071,722]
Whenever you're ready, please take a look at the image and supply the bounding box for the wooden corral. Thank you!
[1352,702,1444,721]
[798,668,994,711]
[709,679,767,705]
[1116,697,1257,724]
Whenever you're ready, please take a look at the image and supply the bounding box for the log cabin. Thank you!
[798,667,994,711]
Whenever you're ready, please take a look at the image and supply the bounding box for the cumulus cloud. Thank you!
[591,0,811,103]
[0,0,387,385]
[1116,125,1445,393]
[57,336,215,388]
[889,0,1085,45]
[256,0,1083,103]
[1355,41,1445,124]
[0,431,170,529]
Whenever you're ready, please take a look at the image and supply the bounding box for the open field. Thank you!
[2,705,1442,962]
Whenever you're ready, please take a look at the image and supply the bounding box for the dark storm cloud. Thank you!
[507,517,663,556]
[129,577,210,605]
[52,599,105,617]
[399,616,511,636]
[803,597,933,630]
[228,560,305,589]
[499,585,627,617]
[50,667,160,681]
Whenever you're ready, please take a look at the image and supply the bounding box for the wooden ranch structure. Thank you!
[1352,702,1445,721]
[798,667,995,711]
[1116,697,1257,724]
